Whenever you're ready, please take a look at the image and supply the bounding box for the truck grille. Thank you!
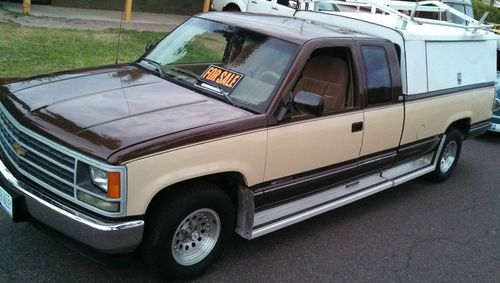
[0,106,76,196]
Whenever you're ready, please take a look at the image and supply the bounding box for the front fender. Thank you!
[125,130,267,216]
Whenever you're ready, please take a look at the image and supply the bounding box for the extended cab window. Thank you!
[292,47,355,117]
[361,46,392,105]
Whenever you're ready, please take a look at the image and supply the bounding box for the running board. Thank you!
[236,136,446,240]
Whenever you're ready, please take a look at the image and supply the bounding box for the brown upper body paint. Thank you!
[0,65,264,164]
[0,13,376,165]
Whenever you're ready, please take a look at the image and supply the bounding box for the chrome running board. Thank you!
[236,135,446,240]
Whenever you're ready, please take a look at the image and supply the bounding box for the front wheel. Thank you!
[142,181,234,280]
[428,128,463,182]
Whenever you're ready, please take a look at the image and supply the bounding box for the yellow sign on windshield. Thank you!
[200,65,243,92]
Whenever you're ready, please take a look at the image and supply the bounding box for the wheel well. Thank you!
[145,172,246,217]
[447,118,470,139]
[223,3,241,11]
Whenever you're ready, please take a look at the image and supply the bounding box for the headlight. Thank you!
[90,166,108,192]
[87,165,121,199]
[75,162,124,215]
[493,98,500,112]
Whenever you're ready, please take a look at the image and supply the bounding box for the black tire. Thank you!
[142,181,234,280]
[428,128,463,182]
[224,4,241,11]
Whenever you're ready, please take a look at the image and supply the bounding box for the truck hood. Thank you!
[0,65,260,163]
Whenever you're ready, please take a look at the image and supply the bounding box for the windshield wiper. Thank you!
[195,79,236,106]
[140,58,166,79]
[166,66,197,79]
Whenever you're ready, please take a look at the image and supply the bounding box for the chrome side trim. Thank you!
[252,181,393,238]
[253,173,386,227]
[0,158,143,252]
[358,151,397,167]
[468,120,491,138]
[381,151,433,180]
[247,145,442,239]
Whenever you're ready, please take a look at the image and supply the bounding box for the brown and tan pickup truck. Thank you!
[0,11,497,279]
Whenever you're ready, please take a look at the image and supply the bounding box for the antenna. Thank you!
[115,7,126,64]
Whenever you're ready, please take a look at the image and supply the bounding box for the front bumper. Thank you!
[489,115,500,132]
[0,158,144,253]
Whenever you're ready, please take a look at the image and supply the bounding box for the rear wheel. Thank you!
[142,181,234,280]
[224,4,241,11]
[428,128,463,182]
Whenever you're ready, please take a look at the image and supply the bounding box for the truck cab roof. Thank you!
[198,12,376,44]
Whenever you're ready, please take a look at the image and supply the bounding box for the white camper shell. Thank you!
[295,0,497,96]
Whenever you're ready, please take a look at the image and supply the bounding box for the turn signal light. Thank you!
[107,172,121,199]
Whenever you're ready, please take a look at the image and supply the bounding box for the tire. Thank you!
[428,128,463,182]
[142,181,234,280]
[224,4,241,11]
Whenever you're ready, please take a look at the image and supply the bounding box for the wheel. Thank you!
[428,128,463,182]
[142,181,234,280]
[224,4,241,11]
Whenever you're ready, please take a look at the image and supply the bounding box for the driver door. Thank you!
[261,42,364,206]
[247,0,273,13]
[269,0,296,16]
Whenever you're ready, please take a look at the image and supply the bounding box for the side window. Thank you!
[361,46,392,105]
[292,47,354,117]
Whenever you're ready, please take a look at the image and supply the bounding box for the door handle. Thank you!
[352,122,363,132]
[272,6,279,10]
[251,0,257,3]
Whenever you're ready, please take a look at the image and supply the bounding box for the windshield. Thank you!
[318,2,340,12]
[141,17,298,113]
[445,3,466,25]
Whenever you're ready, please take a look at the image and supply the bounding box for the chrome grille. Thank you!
[0,106,76,196]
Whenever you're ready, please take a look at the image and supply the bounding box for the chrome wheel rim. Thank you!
[171,208,221,266]
[440,140,457,173]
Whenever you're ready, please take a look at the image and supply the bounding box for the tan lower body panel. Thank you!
[401,87,494,145]
[361,104,404,156]
[125,130,268,216]
[264,111,364,181]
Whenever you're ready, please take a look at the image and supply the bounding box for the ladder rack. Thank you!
[298,0,493,32]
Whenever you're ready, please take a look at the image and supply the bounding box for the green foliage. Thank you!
[0,22,164,77]
[472,0,500,24]
[173,35,224,64]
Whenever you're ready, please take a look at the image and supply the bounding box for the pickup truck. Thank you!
[0,9,497,280]
[212,0,341,14]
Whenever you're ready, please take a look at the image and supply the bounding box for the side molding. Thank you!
[235,135,446,240]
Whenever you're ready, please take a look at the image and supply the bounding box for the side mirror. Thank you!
[293,91,324,116]
[146,40,155,52]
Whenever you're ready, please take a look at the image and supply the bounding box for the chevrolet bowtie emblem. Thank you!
[12,143,27,157]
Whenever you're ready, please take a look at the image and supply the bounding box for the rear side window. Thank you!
[361,46,392,105]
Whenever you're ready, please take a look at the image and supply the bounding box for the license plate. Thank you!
[0,186,13,218]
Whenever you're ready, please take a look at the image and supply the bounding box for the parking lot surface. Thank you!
[1,133,499,282]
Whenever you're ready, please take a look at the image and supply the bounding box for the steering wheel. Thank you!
[257,70,280,84]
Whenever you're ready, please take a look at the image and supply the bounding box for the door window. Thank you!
[292,47,354,116]
[361,46,392,106]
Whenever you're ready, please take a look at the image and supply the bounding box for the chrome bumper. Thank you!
[490,115,500,132]
[490,122,500,132]
[0,158,144,253]
[467,120,491,138]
